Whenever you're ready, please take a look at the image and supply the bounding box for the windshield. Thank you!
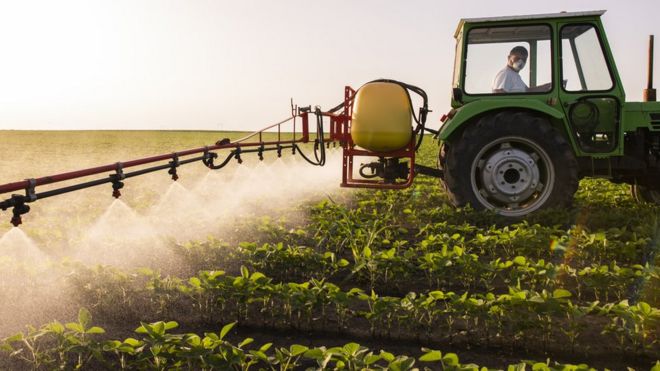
[463,24,552,95]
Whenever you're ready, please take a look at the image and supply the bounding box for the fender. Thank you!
[438,99,566,141]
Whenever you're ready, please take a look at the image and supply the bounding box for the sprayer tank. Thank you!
[350,82,412,152]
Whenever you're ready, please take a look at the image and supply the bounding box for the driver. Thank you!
[492,46,529,93]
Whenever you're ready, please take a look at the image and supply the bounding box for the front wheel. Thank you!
[631,184,660,205]
[441,112,579,217]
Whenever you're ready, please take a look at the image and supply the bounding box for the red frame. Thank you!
[327,86,417,189]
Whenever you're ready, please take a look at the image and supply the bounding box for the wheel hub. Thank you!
[479,146,541,204]
[470,137,555,216]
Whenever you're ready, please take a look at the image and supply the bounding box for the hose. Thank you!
[295,107,327,166]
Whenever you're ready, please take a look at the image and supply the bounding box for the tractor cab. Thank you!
[448,10,624,155]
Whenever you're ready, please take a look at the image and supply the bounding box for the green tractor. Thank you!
[437,10,660,216]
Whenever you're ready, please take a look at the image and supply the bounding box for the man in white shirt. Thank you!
[492,46,529,93]
[492,46,553,94]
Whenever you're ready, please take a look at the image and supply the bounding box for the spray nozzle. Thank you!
[234,147,243,164]
[111,181,124,198]
[168,154,180,181]
[258,145,264,161]
[1,179,37,226]
[1,194,31,227]
[277,145,282,158]
[110,163,125,198]
[11,202,30,227]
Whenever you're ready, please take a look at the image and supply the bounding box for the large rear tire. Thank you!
[441,112,579,217]
[631,184,660,205]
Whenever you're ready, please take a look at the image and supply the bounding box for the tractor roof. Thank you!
[454,10,606,38]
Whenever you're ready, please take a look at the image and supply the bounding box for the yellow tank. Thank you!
[351,82,412,152]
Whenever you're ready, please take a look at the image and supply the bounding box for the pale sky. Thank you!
[0,0,658,131]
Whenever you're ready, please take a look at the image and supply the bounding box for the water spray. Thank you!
[0,80,442,227]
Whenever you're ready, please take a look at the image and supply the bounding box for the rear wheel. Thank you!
[631,184,660,205]
[441,112,579,217]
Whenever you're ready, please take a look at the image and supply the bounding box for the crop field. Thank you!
[0,130,659,370]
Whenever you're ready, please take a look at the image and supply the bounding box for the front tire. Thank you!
[441,112,579,217]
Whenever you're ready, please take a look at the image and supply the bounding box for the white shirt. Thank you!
[492,66,528,93]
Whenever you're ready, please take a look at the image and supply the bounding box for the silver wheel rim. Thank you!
[470,136,555,217]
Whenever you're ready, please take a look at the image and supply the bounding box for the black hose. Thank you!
[295,107,327,166]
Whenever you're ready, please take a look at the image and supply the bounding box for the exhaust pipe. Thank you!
[643,35,656,102]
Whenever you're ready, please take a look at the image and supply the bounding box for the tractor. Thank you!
[437,10,660,216]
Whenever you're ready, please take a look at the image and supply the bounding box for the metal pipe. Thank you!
[0,137,308,196]
[644,34,656,102]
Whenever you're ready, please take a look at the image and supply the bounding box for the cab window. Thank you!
[464,25,552,95]
[561,25,613,91]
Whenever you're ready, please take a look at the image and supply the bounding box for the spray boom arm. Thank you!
[0,81,436,226]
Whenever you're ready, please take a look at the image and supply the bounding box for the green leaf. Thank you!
[189,277,202,287]
[240,265,249,278]
[637,301,652,315]
[442,353,459,366]
[153,322,165,336]
[0,343,14,353]
[342,342,360,356]
[429,291,445,300]
[249,350,269,361]
[391,357,416,371]
[512,256,526,265]
[290,344,309,356]
[86,326,105,335]
[363,246,372,258]
[532,362,550,371]
[135,324,148,334]
[250,272,266,282]
[4,333,23,343]
[338,259,350,267]
[45,322,65,334]
[220,322,236,340]
[259,343,273,352]
[419,350,442,362]
[238,337,254,348]
[303,348,325,360]
[78,308,92,329]
[65,323,84,333]
[164,321,178,330]
[380,350,395,362]
[650,360,660,371]
[552,289,572,299]
[364,354,381,365]
[123,338,142,347]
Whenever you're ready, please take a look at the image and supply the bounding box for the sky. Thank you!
[0,0,658,131]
